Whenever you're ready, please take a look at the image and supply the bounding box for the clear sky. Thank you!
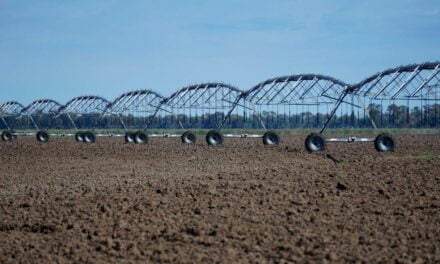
[0,0,439,105]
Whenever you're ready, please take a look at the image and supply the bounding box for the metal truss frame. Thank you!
[351,62,440,100]
[245,74,348,105]
[2,60,439,149]
[225,74,350,137]
[101,89,173,138]
[311,62,440,149]
[18,99,63,131]
[55,95,111,130]
[164,82,244,129]
[0,101,25,130]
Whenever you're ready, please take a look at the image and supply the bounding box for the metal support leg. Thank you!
[319,91,348,134]
[356,96,377,130]
[217,96,243,130]
[142,107,161,130]
[118,113,128,130]
[29,115,40,130]
[169,108,185,130]
[250,103,267,131]
[1,117,11,130]
[66,113,78,130]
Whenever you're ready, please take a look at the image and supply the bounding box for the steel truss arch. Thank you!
[245,74,348,105]
[105,89,166,130]
[163,82,244,130]
[16,99,63,131]
[21,99,62,116]
[0,101,25,115]
[351,62,440,100]
[164,82,243,110]
[109,89,164,113]
[240,74,349,132]
[0,101,25,130]
[56,95,111,130]
[59,95,110,114]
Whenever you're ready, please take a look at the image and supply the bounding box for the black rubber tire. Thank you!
[36,131,49,143]
[125,132,135,143]
[374,133,395,152]
[83,131,96,144]
[262,131,280,145]
[134,131,148,144]
[10,131,17,141]
[1,131,13,142]
[305,133,326,152]
[75,132,84,142]
[206,130,223,145]
[181,130,196,144]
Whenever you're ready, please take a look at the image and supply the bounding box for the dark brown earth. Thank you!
[0,134,439,263]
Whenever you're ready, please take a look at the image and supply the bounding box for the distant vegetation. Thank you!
[2,103,440,131]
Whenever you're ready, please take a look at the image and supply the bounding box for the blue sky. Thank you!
[0,0,439,104]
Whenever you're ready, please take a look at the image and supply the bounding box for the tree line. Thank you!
[2,103,439,130]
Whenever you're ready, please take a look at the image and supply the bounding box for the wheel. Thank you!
[262,131,280,145]
[374,133,395,152]
[125,132,135,143]
[1,131,13,142]
[10,131,17,141]
[181,130,196,144]
[36,131,49,143]
[75,132,84,142]
[134,131,148,144]
[206,130,223,145]
[83,131,96,144]
[305,133,326,152]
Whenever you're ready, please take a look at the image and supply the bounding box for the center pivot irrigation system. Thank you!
[0,101,24,141]
[164,83,246,145]
[303,62,440,152]
[1,61,439,152]
[100,89,166,144]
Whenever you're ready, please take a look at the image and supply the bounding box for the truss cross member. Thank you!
[279,77,304,103]
[29,115,39,130]
[66,113,78,130]
[255,81,280,105]
[217,96,243,130]
[319,89,349,134]
[411,64,440,97]
[356,96,377,130]
[267,81,291,104]
[1,117,11,130]
[299,77,319,99]
[391,66,421,99]
[142,106,162,130]
[373,70,401,99]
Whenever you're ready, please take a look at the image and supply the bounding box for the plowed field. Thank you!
[1,135,439,263]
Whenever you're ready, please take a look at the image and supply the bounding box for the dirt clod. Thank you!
[336,182,347,191]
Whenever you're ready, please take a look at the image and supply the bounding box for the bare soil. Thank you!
[0,135,439,263]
